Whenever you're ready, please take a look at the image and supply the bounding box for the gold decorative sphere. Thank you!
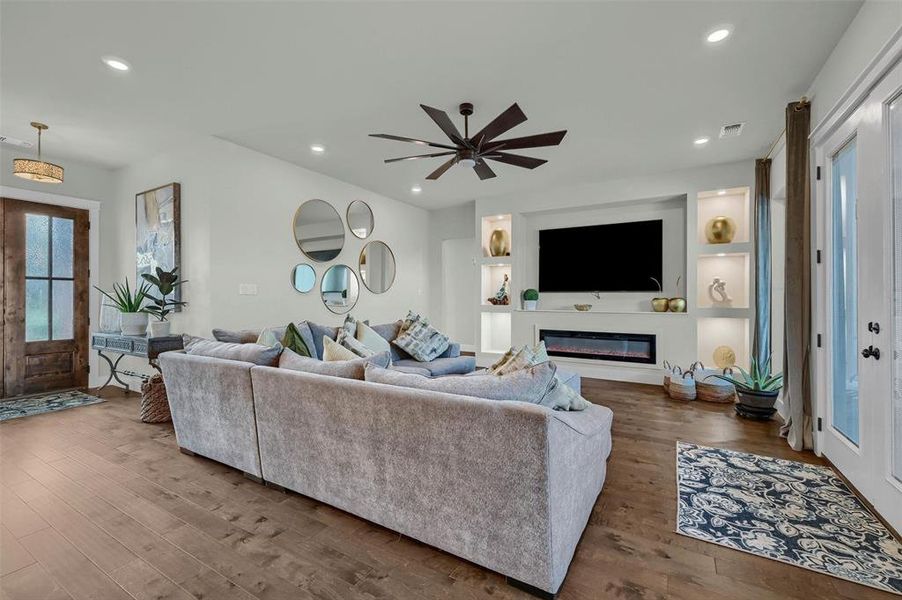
[713,345,737,368]
[705,216,737,244]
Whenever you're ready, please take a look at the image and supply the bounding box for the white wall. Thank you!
[807,0,902,130]
[103,136,431,377]
[428,202,476,345]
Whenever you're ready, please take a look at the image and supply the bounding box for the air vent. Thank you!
[719,122,745,138]
[0,135,33,149]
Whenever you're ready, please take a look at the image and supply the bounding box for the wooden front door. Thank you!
[1,198,89,398]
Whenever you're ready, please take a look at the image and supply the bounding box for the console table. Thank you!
[91,333,183,392]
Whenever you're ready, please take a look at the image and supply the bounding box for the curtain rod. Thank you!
[762,96,809,160]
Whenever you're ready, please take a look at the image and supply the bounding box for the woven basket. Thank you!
[693,364,737,404]
[668,372,696,401]
[140,374,171,423]
[662,361,681,393]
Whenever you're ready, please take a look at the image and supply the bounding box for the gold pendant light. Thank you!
[13,122,64,184]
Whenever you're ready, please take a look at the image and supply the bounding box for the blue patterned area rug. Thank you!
[676,441,902,595]
[0,390,104,422]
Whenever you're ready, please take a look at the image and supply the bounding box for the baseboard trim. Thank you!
[506,577,556,599]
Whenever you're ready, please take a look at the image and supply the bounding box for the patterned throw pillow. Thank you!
[398,310,428,336]
[322,336,359,361]
[336,314,358,344]
[543,376,591,411]
[491,341,549,375]
[356,321,392,354]
[281,322,312,357]
[392,319,450,362]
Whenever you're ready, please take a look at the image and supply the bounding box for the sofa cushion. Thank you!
[183,335,282,366]
[281,322,313,357]
[389,364,432,377]
[256,325,287,347]
[280,348,390,380]
[211,328,260,344]
[322,336,359,361]
[307,321,340,360]
[365,362,558,406]
[393,319,450,362]
[556,368,581,394]
[393,356,476,377]
[542,375,591,411]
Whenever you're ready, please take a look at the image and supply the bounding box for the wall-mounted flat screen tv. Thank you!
[538,220,663,292]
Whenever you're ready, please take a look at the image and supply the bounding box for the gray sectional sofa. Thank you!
[160,352,613,598]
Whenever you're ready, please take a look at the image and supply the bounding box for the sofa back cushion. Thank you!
[365,362,558,406]
[211,328,260,344]
[279,348,390,379]
[183,335,282,366]
[307,321,340,360]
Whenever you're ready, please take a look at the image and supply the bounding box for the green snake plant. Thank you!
[94,278,151,313]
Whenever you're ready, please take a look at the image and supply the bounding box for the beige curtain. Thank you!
[781,100,813,451]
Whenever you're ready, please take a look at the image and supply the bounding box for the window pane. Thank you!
[51,280,74,340]
[891,93,902,482]
[25,214,49,277]
[51,217,74,278]
[831,139,859,446]
[25,279,49,342]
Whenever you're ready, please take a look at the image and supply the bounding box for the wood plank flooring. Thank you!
[0,380,895,600]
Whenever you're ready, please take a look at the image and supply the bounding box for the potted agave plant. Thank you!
[94,278,152,336]
[707,356,783,420]
[141,267,187,337]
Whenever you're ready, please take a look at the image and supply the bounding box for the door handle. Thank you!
[861,345,881,360]
[868,321,881,334]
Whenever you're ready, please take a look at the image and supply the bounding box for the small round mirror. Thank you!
[347,200,374,239]
[291,264,316,293]
[359,241,396,294]
[293,199,344,262]
[321,264,359,314]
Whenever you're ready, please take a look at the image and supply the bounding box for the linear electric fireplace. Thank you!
[539,329,656,364]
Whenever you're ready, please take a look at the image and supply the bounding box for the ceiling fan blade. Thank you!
[469,103,527,145]
[473,160,497,180]
[426,157,458,180]
[486,152,547,169]
[484,130,567,151]
[369,133,457,150]
[420,105,465,145]
[385,151,456,164]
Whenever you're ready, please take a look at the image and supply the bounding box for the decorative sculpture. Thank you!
[487,273,511,305]
[707,277,733,307]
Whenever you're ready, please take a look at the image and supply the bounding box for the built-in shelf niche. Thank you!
[481,312,511,354]
[697,187,750,245]
[481,214,512,258]
[697,252,750,309]
[697,317,750,370]
[481,263,512,308]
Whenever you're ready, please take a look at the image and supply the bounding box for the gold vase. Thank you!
[705,216,737,244]
[489,228,510,257]
[668,297,687,313]
[651,297,669,312]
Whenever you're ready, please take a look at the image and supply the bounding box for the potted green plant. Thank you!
[141,267,187,337]
[707,356,783,420]
[523,288,539,311]
[94,278,152,336]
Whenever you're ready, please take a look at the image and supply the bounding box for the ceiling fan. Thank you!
[369,102,566,181]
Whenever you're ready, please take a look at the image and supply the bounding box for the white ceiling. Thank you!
[0,1,860,208]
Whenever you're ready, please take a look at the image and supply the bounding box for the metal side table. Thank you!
[91,333,183,392]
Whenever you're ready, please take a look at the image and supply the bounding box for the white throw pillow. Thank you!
[322,336,358,361]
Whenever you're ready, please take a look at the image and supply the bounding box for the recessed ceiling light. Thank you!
[706,28,731,43]
[102,56,130,71]
[310,144,325,154]
[694,137,710,146]
[718,189,727,195]
[411,185,422,194]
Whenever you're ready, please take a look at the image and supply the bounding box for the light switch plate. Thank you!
[239,283,258,296]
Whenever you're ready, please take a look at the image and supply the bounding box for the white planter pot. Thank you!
[523,300,538,311]
[148,320,171,338]
[120,312,149,336]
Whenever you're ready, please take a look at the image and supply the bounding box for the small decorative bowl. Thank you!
[574,304,592,312]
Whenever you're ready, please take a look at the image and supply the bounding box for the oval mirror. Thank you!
[293,199,344,262]
[321,264,359,314]
[291,263,316,293]
[359,240,396,294]
[347,200,374,239]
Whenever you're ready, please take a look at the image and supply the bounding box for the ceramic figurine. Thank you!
[707,277,733,307]
[488,273,511,305]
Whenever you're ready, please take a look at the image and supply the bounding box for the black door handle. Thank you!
[861,345,881,360]
[868,321,881,334]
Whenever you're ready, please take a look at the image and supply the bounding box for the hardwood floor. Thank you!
[0,380,895,600]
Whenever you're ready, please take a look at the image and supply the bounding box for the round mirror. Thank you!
[321,264,359,314]
[347,200,374,239]
[291,263,316,293]
[359,241,396,294]
[293,199,344,262]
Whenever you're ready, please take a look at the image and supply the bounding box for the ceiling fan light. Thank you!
[458,158,476,169]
